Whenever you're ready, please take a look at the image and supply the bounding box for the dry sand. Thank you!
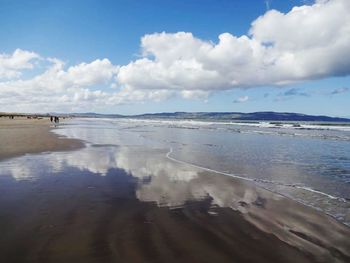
[0,117,84,161]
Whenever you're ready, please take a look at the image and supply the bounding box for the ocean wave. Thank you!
[166,147,347,203]
[111,118,350,141]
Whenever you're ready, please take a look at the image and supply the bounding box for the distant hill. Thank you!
[73,111,350,122]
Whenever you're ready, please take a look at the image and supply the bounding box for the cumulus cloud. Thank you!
[1,0,350,112]
[117,0,350,95]
[0,57,120,112]
[0,49,40,79]
[65,58,119,86]
[233,96,249,103]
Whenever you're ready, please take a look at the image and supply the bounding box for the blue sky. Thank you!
[0,0,349,116]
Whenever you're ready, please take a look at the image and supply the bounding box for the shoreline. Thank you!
[0,117,84,161]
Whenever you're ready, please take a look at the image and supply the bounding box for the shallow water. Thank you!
[53,118,350,225]
[0,118,350,262]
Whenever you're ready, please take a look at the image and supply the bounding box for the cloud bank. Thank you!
[1,0,349,112]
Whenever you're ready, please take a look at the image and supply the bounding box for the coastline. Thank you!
[0,117,84,161]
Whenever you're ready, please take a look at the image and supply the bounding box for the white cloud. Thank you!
[233,96,249,103]
[0,57,120,112]
[0,49,40,79]
[181,90,210,100]
[0,0,350,112]
[66,58,119,86]
[117,0,350,94]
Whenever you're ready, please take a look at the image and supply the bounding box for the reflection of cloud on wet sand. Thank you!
[0,145,349,261]
[1,160,34,180]
[137,168,350,261]
[0,154,56,180]
[0,146,119,179]
[110,148,350,261]
[0,145,198,181]
[53,146,119,175]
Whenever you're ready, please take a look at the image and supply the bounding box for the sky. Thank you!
[0,0,349,116]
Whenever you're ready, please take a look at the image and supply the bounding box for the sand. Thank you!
[0,118,349,263]
[0,117,84,161]
[0,166,334,263]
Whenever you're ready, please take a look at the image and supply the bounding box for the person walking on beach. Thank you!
[50,116,53,122]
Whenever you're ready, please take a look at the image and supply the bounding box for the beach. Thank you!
[0,118,349,263]
[1,0,349,261]
[0,117,84,161]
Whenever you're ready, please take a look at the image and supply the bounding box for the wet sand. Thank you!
[0,121,349,262]
[0,117,84,161]
[1,165,341,263]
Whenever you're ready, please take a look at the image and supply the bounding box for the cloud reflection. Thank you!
[0,145,349,260]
